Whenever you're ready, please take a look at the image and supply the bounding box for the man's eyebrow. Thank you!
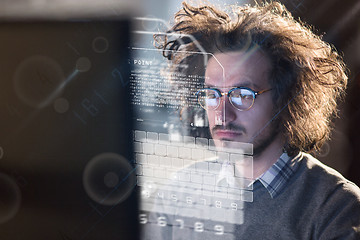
[238,81,259,89]
[204,84,216,88]
[204,81,261,89]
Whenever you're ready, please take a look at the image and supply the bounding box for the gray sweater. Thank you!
[140,153,360,239]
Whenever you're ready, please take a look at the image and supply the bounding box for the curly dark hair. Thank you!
[155,1,348,156]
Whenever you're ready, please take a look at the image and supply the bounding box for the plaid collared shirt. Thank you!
[216,152,301,198]
[257,152,300,198]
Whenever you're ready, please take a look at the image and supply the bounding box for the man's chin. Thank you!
[217,138,246,143]
[212,135,248,144]
[211,137,250,153]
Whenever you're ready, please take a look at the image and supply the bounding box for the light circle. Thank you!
[0,173,21,225]
[83,153,136,206]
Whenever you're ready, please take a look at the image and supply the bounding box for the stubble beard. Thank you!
[251,118,281,157]
[210,119,281,157]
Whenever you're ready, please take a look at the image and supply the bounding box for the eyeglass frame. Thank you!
[195,86,272,111]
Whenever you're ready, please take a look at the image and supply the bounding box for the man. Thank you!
[140,1,360,239]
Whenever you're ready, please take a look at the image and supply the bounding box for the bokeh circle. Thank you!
[83,153,136,206]
[0,173,21,224]
[13,55,65,108]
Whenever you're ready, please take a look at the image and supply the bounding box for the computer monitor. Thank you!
[0,19,138,240]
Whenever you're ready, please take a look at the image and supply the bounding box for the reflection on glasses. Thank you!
[196,87,272,111]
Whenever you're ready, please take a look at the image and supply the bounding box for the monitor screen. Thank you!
[0,20,138,239]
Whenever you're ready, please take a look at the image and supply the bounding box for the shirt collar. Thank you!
[257,152,301,198]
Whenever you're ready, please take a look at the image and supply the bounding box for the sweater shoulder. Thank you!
[298,152,360,200]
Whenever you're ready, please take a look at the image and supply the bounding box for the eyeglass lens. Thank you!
[197,88,255,110]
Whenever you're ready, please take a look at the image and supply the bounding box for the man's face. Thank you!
[204,50,278,156]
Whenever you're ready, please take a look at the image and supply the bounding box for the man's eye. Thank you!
[241,94,252,99]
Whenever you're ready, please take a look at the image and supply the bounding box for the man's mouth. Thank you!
[213,130,243,139]
[211,123,246,141]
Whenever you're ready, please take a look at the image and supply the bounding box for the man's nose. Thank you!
[215,95,237,125]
